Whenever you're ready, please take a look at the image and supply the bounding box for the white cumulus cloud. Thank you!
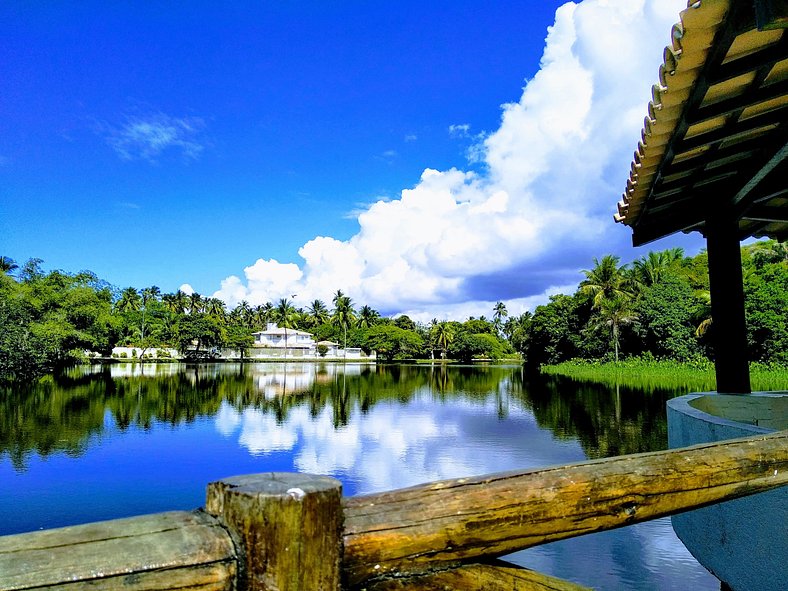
[213,0,686,316]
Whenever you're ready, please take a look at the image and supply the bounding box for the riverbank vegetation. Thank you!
[1,240,786,383]
[513,241,787,373]
[541,358,788,392]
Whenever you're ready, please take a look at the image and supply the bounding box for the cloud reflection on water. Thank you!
[212,366,718,590]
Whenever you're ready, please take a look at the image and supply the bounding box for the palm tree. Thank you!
[332,295,355,353]
[632,248,684,288]
[594,296,638,362]
[357,305,380,329]
[433,322,454,360]
[188,292,204,315]
[493,301,508,334]
[206,298,227,322]
[237,300,253,327]
[143,285,161,302]
[116,287,142,313]
[580,255,629,309]
[307,299,330,328]
[161,293,179,314]
[694,289,713,338]
[174,290,189,314]
[0,256,18,276]
[139,287,161,346]
[274,298,297,360]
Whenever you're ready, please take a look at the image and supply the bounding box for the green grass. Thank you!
[541,357,788,392]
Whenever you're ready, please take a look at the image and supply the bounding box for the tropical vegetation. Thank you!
[1,239,786,383]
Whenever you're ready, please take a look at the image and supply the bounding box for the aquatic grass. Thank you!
[542,357,788,393]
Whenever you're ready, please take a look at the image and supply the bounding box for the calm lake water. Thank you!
[0,362,720,590]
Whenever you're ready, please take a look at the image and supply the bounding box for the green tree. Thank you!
[432,322,454,359]
[332,295,355,351]
[635,275,700,361]
[743,257,788,363]
[175,314,223,354]
[116,287,142,313]
[206,298,227,322]
[493,301,508,335]
[522,295,583,366]
[631,248,684,289]
[580,255,629,309]
[363,325,423,361]
[188,292,204,314]
[306,299,330,328]
[274,298,298,359]
[223,325,254,361]
[393,314,416,331]
[0,256,18,276]
[593,296,638,362]
[357,305,380,328]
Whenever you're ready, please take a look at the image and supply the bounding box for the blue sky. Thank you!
[1,0,699,319]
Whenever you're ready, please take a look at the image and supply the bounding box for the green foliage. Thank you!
[363,325,423,360]
[521,294,584,366]
[634,274,700,361]
[448,332,506,362]
[2,240,785,381]
[393,314,415,331]
[742,256,788,363]
[175,314,223,353]
[316,343,329,357]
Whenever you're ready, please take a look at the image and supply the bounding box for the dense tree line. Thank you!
[510,241,788,368]
[1,240,785,382]
[0,259,514,382]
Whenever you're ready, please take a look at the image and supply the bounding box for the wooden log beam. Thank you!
[364,560,591,591]
[343,431,788,586]
[0,511,237,591]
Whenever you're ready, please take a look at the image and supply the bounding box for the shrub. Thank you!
[119,352,128,359]
[317,344,329,357]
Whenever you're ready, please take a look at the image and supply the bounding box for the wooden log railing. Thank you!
[1,430,785,591]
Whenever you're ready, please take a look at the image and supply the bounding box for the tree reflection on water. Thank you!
[1,362,680,471]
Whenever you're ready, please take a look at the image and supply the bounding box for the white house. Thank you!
[252,323,315,350]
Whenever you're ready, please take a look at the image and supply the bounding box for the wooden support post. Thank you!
[206,472,343,591]
[705,212,751,394]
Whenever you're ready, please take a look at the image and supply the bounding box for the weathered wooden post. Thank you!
[206,472,343,591]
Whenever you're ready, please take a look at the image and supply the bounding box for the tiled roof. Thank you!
[616,0,787,246]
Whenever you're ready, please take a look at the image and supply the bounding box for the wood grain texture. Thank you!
[364,561,591,591]
[0,511,237,591]
[343,430,788,586]
[206,472,343,591]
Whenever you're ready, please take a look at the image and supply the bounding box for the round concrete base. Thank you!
[667,391,787,591]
